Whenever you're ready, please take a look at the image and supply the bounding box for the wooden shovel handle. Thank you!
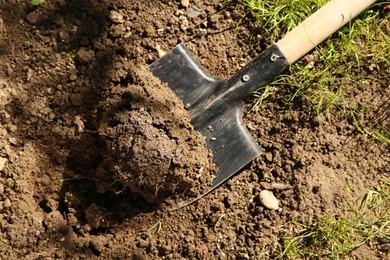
[276,0,376,64]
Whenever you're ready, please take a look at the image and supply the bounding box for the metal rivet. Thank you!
[242,74,250,82]
[270,53,280,62]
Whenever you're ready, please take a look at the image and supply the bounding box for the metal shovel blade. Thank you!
[150,43,288,208]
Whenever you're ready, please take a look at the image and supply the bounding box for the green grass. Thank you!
[240,0,390,143]
[238,0,328,41]
[30,0,45,5]
[146,217,165,234]
[280,180,390,259]
[237,1,390,258]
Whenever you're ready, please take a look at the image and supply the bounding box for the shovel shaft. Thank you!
[191,45,289,127]
[276,0,376,64]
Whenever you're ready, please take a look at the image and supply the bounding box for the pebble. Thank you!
[3,198,11,208]
[186,7,200,18]
[259,190,279,210]
[155,45,166,58]
[73,116,85,133]
[181,0,190,8]
[0,157,7,171]
[109,10,124,24]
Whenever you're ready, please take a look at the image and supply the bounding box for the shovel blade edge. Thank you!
[201,106,261,189]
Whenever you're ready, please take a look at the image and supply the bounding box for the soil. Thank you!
[96,66,215,204]
[0,0,388,259]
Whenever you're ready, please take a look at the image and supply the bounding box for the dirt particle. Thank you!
[110,24,125,38]
[73,116,85,133]
[109,10,124,24]
[76,48,95,63]
[69,73,77,81]
[0,157,7,171]
[181,0,190,8]
[180,16,189,31]
[70,93,84,106]
[155,45,167,58]
[137,239,149,248]
[133,254,148,260]
[3,198,11,209]
[145,25,155,37]
[26,12,39,24]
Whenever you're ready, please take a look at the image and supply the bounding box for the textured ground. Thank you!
[0,0,388,258]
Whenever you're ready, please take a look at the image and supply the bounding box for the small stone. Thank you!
[0,157,7,171]
[305,61,315,69]
[180,17,189,31]
[26,12,39,24]
[264,152,273,162]
[76,48,95,63]
[69,73,77,81]
[186,7,201,18]
[0,183,4,194]
[3,198,11,209]
[259,190,279,210]
[59,31,70,43]
[155,45,167,58]
[181,0,190,8]
[73,116,85,133]
[145,25,155,37]
[109,10,124,24]
[9,137,17,145]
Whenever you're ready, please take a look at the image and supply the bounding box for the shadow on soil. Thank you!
[2,1,158,254]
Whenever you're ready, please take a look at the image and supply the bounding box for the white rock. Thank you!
[259,190,279,210]
[0,157,7,171]
[155,45,167,58]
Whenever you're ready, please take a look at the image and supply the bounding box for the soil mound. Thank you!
[97,66,216,203]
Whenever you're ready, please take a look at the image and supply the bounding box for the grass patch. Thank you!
[238,0,328,41]
[280,180,390,259]
[30,0,45,5]
[239,0,390,143]
[147,218,164,234]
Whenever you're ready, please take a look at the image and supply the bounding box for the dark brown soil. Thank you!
[96,66,215,204]
[0,0,388,259]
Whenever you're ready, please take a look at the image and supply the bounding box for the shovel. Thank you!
[150,0,376,209]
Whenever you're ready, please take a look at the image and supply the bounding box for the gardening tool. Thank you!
[150,0,376,209]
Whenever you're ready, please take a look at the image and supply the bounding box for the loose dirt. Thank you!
[0,0,388,259]
[97,66,215,204]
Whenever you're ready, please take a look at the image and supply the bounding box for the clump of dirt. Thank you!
[96,66,215,203]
